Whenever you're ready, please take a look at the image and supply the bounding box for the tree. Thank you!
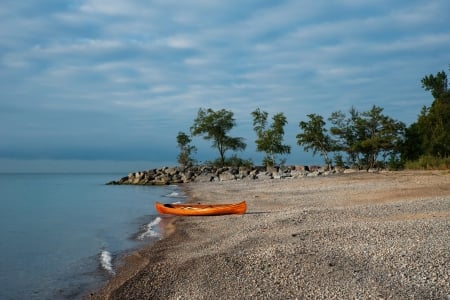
[251,108,291,167]
[400,122,422,161]
[356,106,405,168]
[176,131,197,167]
[421,70,448,99]
[190,108,246,166]
[296,113,334,168]
[329,106,405,169]
[328,108,359,166]
[410,66,450,158]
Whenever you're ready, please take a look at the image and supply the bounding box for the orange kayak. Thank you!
[155,201,246,216]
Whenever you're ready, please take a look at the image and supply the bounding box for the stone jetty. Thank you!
[106,165,341,185]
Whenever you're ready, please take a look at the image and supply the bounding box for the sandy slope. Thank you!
[87,171,450,299]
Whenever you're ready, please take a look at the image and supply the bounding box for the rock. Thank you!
[219,172,236,181]
[257,173,273,180]
[165,167,179,176]
[335,167,346,173]
[308,165,321,172]
[154,174,170,185]
[266,166,279,175]
[239,167,250,176]
[295,165,310,172]
[195,174,216,183]
[307,171,321,177]
[105,164,339,185]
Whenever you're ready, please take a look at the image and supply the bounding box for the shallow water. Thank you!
[0,173,184,299]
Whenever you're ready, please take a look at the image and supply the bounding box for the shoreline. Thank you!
[85,185,190,299]
[87,170,450,299]
[85,214,180,299]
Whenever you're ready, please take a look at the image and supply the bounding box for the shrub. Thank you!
[404,155,450,170]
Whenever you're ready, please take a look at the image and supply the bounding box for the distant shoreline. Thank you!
[87,170,450,299]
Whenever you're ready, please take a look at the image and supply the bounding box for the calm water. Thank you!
[0,173,184,299]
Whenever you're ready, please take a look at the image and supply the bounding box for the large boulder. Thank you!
[219,171,236,181]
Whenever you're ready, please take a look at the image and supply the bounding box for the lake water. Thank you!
[0,173,185,299]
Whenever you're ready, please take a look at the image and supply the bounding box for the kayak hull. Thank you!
[155,201,246,216]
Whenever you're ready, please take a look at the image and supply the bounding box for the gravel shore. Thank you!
[87,170,450,299]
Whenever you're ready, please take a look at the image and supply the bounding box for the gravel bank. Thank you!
[87,171,450,299]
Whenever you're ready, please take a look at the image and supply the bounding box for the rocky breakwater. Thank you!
[106,165,339,185]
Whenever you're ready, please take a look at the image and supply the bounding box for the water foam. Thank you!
[164,191,186,198]
[100,250,115,275]
[137,217,162,240]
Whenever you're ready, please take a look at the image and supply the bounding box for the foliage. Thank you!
[296,113,334,168]
[177,66,450,171]
[402,65,450,161]
[176,131,197,167]
[328,108,359,165]
[251,108,291,166]
[329,106,405,169]
[404,155,450,170]
[358,106,405,168]
[333,153,345,168]
[190,108,246,167]
[387,153,404,171]
[400,122,422,161]
[206,155,253,168]
[421,70,448,99]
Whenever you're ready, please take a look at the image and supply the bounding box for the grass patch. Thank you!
[404,155,450,170]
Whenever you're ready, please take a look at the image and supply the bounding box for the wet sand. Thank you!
[87,170,450,299]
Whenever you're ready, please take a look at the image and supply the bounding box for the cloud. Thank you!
[79,0,137,15]
[0,0,449,169]
[166,36,197,49]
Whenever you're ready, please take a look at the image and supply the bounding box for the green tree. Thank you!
[329,106,405,169]
[251,108,291,167]
[400,122,422,161]
[296,113,334,168]
[328,107,359,166]
[414,66,450,158]
[176,131,197,167]
[421,70,448,99]
[190,108,246,166]
[356,106,405,168]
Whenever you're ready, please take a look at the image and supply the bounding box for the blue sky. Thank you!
[1,0,449,172]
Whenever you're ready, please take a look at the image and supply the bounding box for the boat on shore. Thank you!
[155,201,247,216]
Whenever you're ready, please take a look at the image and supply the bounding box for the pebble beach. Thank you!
[87,170,450,299]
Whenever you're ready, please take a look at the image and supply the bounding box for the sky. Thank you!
[1,0,449,172]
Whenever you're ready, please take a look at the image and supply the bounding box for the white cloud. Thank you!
[150,85,175,93]
[166,35,197,49]
[184,57,209,66]
[371,33,450,53]
[32,39,124,55]
[1,0,449,166]
[79,0,140,16]
[390,2,448,26]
